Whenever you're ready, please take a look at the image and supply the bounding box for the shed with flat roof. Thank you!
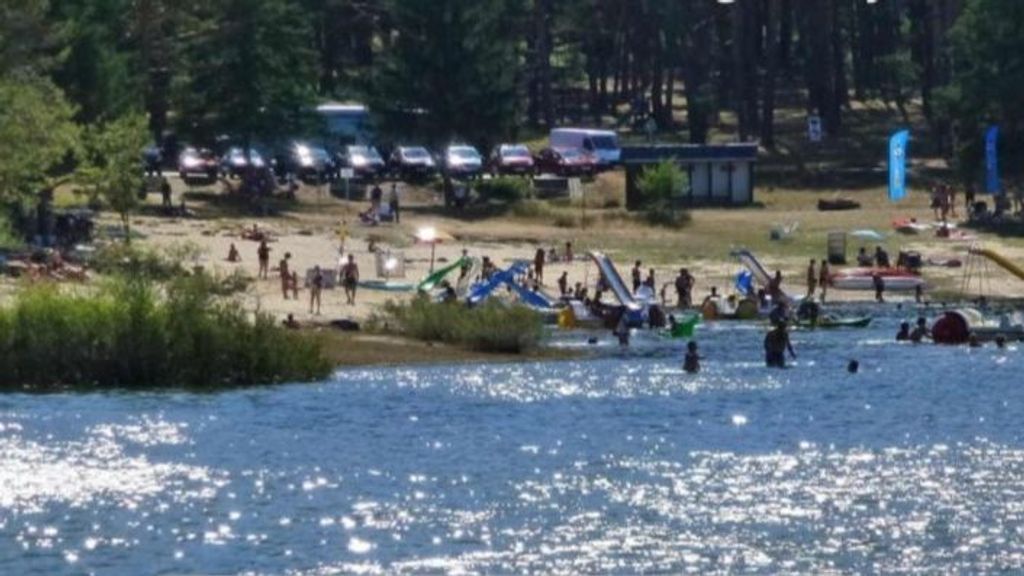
[620,144,758,209]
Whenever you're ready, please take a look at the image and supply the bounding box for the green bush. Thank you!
[384,297,543,354]
[637,159,691,228]
[0,277,331,390]
[90,243,188,281]
[476,177,531,203]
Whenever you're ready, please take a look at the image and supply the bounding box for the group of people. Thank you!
[360,183,401,225]
[237,228,361,319]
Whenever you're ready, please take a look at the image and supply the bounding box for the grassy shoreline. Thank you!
[311,329,578,369]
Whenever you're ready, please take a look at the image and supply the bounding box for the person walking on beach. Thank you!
[160,177,172,209]
[675,268,694,308]
[279,252,292,299]
[769,270,784,302]
[644,268,656,290]
[389,183,400,223]
[557,271,569,297]
[631,261,643,293]
[309,265,323,315]
[257,240,271,279]
[534,248,546,285]
[818,259,830,303]
[341,254,359,305]
[764,323,796,368]
[806,259,817,298]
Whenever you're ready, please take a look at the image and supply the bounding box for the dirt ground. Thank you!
[107,171,1024,329]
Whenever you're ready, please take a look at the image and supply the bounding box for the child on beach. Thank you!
[309,266,323,315]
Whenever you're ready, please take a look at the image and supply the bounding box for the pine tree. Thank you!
[373,0,525,147]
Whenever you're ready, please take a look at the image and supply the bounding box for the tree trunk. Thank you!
[761,0,779,148]
[778,0,793,74]
[831,0,848,111]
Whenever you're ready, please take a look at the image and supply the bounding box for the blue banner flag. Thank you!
[888,130,910,202]
[985,125,1000,194]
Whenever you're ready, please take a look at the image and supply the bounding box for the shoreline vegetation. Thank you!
[0,253,564,389]
[0,276,331,390]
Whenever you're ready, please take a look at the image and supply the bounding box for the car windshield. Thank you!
[590,135,618,149]
[501,145,530,158]
[298,145,328,160]
[403,148,430,159]
[350,146,381,160]
[449,147,479,159]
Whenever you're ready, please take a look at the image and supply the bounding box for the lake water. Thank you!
[3,305,1024,574]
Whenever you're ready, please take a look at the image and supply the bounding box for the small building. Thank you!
[620,143,758,209]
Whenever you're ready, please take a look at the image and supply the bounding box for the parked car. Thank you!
[177,147,219,182]
[533,147,597,177]
[338,145,386,180]
[389,146,437,180]
[220,147,266,179]
[282,142,336,183]
[489,143,534,176]
[442,145,484,178]
[549,128,621,167]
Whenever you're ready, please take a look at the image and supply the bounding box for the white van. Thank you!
[549,128,621,166]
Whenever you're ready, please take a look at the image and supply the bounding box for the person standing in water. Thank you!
[872,273,885,303]
[806,259,817,298]
[684,341,701,374]
[910,317,931,343]
[764,323,796,368]
[896,321,911,341]
[614,312,630,347]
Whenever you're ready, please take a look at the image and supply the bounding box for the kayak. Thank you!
[796,316,872,329]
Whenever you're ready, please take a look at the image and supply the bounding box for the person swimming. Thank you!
[909,317,930,343]
[684,341,701,374]
[847,359,859,374]
[896,321,911,341]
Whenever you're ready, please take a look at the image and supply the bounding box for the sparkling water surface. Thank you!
[3,305,1024,574]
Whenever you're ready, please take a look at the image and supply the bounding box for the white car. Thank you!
[443,145,483,178]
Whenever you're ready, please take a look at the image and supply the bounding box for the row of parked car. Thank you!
[171,133,620,185]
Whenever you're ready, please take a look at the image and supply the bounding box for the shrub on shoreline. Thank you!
[383,298,543,354]
[0,277,331,390]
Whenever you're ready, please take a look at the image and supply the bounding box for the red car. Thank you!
[489,143,534,176]
[533,147,597,177]
[177,147,219,183]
